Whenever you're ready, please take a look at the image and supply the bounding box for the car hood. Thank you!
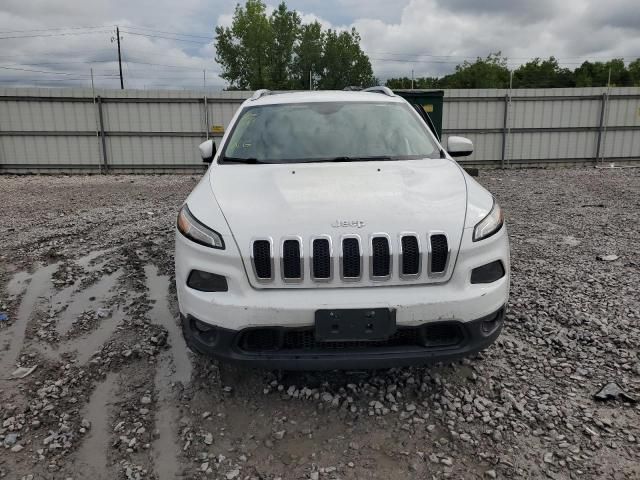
[209,158,467,288]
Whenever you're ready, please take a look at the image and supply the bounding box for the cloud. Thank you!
[0,0,639,89]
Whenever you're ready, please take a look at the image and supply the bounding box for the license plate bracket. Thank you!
[314,308,396,342]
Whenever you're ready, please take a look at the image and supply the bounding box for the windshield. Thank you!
[221,101,439,163]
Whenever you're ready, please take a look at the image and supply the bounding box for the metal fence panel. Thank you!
[509,131,597,160]
[0,87,637,173]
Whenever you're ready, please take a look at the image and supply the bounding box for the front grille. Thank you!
[401,236,420,275]
[430,234,448,273]
[250,232,451,284]
[312,238,331,279]
[282,239,302,280]
[252,240,272,279]
[237,323,464,352]
[342,238,361,279]
[371,237,391,277]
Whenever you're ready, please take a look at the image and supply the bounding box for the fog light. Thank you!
[187,270,228,292]
[481,310,502,334]
[193,317,216,333]
[471,260,505,284]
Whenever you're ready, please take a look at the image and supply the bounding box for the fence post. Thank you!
[594,92,608,166]
[501,94,510,168]
[97,96,109,172]
[204,95,209,140]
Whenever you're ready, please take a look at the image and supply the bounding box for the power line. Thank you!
[119,30,212,44]
[0,65,118,77]
[0,25,107,34]
[125,25,214,40]
[0,30,113,40]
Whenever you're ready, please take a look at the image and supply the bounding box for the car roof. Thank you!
[244,90,407,107]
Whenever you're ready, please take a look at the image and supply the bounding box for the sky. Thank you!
[0,0,639,90]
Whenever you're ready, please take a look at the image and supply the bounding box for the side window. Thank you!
[412,104,439,140]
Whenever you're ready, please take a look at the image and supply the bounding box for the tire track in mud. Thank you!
[72,372,118,480]
[1,252,130,478]
[0,262,58,378]
[144,264,193,480]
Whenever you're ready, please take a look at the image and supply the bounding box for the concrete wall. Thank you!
[1,87,638,173]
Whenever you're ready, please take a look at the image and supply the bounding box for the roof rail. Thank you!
[362,86,395,97]
[250,89,272,101]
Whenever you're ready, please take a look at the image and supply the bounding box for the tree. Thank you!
[513,57,574,88]
[439,53,510,88]
[574,59,631,87]
[214,1,374,90]
[292,21,324,89]
[215,0,272,89]
[269,3,301,89]
[385,76,440,89]
[318,28,375,89]
[630,58,640,86]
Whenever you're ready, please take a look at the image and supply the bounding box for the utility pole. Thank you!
[114,26,124,89]
[411,69,414,90]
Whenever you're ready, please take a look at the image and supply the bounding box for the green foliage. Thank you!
[512,57,574,88]
[630,59,640,86]
[384,76,440,89]
[215,0,272,90]
[292,22,324,89]
[386,53,640,89]
[317,29,375,89]
[442,53,510,88]
[269,3,301,89]
[214,1,374,90]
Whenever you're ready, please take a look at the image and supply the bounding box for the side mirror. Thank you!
[447,136,473,157]
[199,139,216,164]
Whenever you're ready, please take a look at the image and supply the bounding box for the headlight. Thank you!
[177,205,225,249]
[473,199,504,242]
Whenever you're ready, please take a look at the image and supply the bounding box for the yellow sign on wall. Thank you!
[423,104,434,113]
[211,125,225,134]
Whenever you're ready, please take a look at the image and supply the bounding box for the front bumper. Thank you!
[175,225,510,331]
[182,306,505,370]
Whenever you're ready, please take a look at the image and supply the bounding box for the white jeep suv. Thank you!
[175,87,509,370]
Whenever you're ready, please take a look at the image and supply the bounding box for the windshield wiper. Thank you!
[320,156,394,163]
[221,156,267,164]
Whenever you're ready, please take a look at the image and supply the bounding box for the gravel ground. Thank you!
[0,168,638,480]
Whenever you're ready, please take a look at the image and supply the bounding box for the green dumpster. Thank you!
[393,89,444,139]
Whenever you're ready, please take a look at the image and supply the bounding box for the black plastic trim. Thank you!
[181,307,505,371]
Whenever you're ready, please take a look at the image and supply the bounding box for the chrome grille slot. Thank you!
[400,235,420,277]
[252,240,273,280]
[312,238,332,280]
[341,237,361,280]
[429,234,449,274]
[281,239,302,281]
[371,236,391,279]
